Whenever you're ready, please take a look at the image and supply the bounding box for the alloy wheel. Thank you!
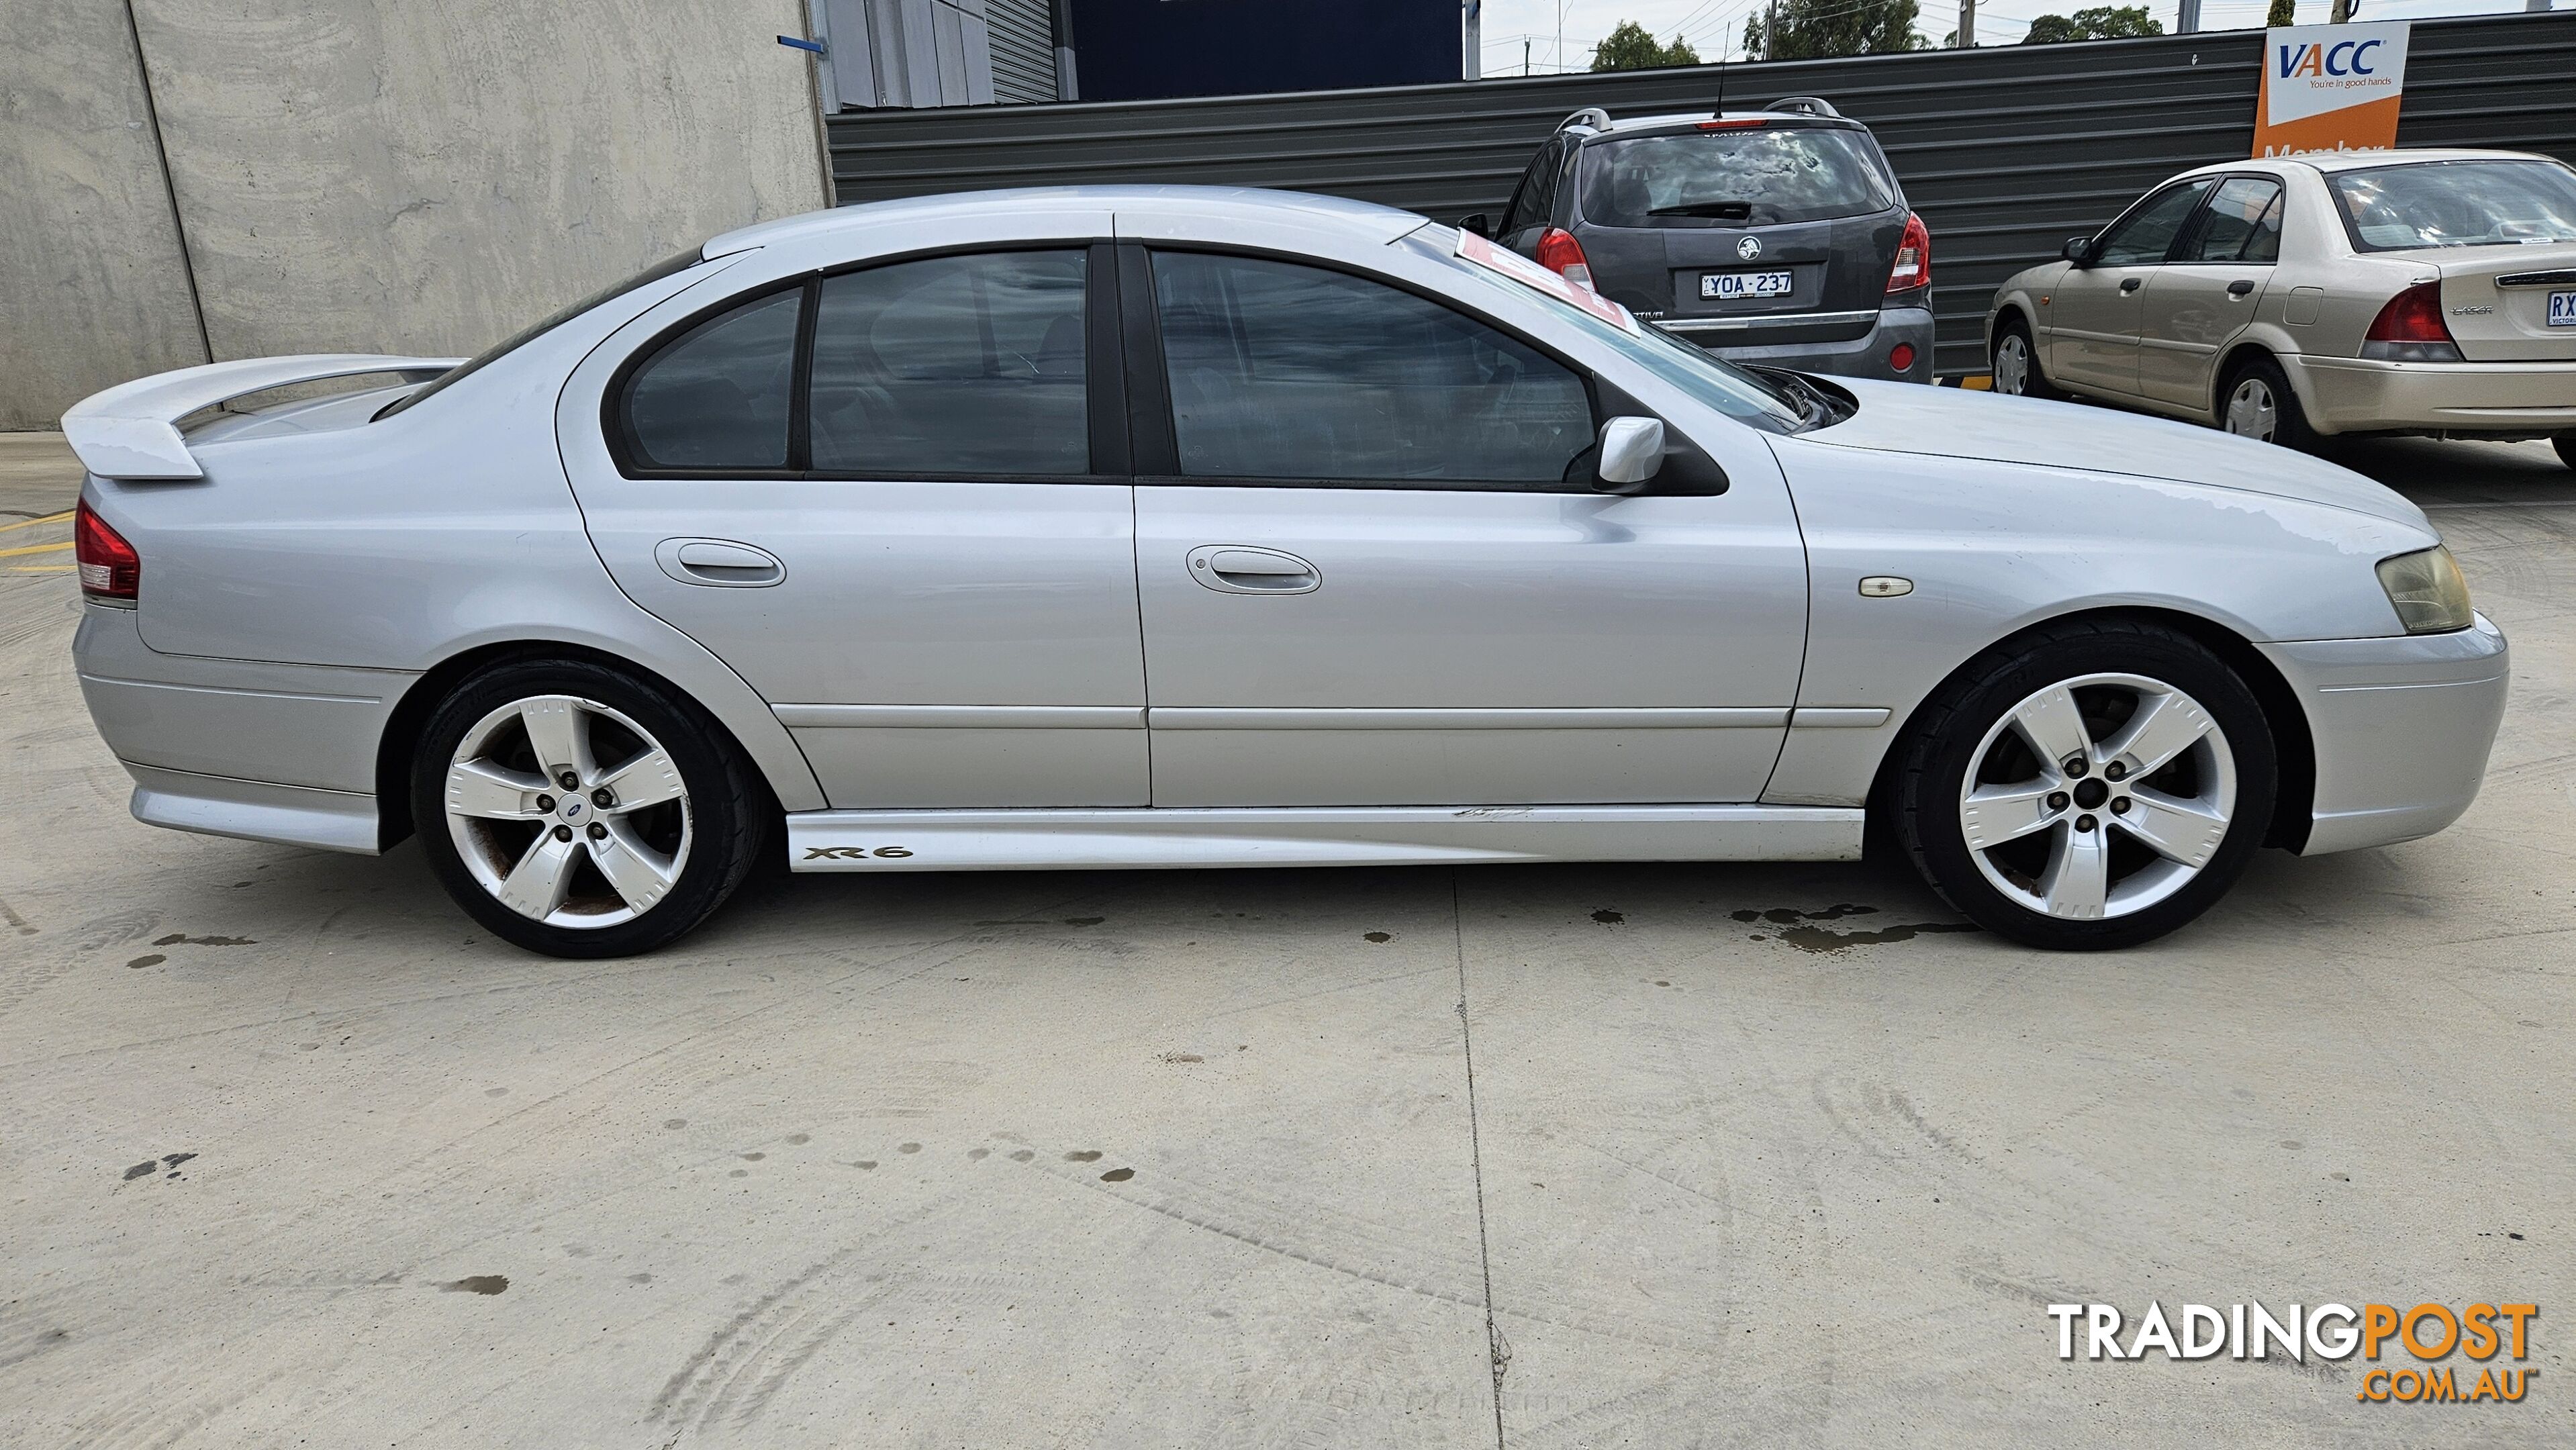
[1957,673,2237,922]
[2224,377,2278,440]
[443,695,692,928]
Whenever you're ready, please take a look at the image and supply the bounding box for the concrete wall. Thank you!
[0,2,211,430]
[0,0,830,429]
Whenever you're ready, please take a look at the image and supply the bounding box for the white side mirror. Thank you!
[1596,416,1666,491]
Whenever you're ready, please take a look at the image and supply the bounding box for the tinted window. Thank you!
[622,287,800,469]
[1501,147,1552,235]
[1151,251,1592,485]
[2331,160,2576,251]
[2177,178,2283,263]
[1576,127,1895,228]
[2095,180,2213,266]
[809,250,1088,475]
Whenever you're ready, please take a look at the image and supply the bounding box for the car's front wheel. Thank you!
[1989,316,2059,400]
[412,658,766,958]
[1893,620,2277,950]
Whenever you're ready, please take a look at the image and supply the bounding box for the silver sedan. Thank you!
[1987,148,2576,465]
[64,187,2508,957]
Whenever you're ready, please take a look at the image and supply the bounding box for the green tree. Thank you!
[2265,0,2297,25]
[1744,0,1925,61]
[2020,5,2164,43]
[1592,19,1702,70]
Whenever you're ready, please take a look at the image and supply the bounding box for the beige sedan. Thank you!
[1985,148,2576,469]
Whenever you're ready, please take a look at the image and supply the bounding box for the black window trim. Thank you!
[1122,239,1713,497]
[2168,173,2286,267]
[603,240,1124,485]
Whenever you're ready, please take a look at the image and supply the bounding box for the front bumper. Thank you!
[2285,354,2576,436]
[2258,612,2510,855]
[1660,305,1935,383]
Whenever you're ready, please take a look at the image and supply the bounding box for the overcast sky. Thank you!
[1477,0,2548,72]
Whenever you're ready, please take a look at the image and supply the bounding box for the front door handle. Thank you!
[1187,544,1320,595]
[2227,279,2257,297]
[2119,277,2144,293]
[655,537,785,588]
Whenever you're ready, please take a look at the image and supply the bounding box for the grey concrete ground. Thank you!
[1,430,2569,1447]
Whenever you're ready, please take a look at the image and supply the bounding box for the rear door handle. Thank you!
[2227,279,2257,297]
[2119,277,2143,293]
[1187,544,1320,595]
[655,537,785,588]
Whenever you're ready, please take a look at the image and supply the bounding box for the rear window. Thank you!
[378,248,703,419]
[1576,126,1897,229]
[2330,160,2576,252]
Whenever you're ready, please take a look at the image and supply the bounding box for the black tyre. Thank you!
[1989,314,2061,400]
[2217,354,2320,452]
[1893,619,2278,951]
[2553,432,2575,472]
[411,658,766,958]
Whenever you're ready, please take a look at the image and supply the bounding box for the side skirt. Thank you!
[786,804,1864,872]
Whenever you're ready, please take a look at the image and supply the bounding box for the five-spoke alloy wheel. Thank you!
[414,659,765,957]
[1896,620,2277,950]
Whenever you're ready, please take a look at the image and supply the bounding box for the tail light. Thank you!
[1536,228,1595,290]
[75,500,140,601]
[2362,282,2462,362]
[1886,211,1931,295]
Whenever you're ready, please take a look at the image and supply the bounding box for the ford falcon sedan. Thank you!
[65,187,2508,957]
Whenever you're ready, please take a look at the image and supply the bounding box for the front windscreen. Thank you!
[1577,126,1896,228]
[2330,160,2576,251]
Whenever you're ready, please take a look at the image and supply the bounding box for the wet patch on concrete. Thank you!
[440,1275,509,1296]
[1100,1167,1135,1183]
[1590,909,1625,924]
[152,932,255,947]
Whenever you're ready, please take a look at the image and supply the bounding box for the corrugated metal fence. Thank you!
[828,13,2576,375]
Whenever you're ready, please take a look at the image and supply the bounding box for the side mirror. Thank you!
[2062,235,2099,267]
[1458,213,1493,239]
[1593,416,1665,494]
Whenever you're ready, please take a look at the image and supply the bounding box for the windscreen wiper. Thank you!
[1648,200,1756,221]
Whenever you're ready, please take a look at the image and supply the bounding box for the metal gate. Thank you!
[826,13,2576,374]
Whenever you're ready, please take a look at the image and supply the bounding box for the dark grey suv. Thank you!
[1490,98,1934,383]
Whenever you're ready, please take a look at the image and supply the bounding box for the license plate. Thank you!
[1702,269,1795,301]
[2550,290,2576,327]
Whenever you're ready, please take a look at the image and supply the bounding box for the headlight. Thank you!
[2375,546,2473,634]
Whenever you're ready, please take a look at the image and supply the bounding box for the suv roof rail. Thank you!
[1766,96,1840,117]
[1557,107,1613,134]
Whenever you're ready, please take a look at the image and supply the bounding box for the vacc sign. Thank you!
[2254,21,2412,158]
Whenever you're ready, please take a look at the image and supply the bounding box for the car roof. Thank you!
[1567,110,1866,142]
[702,185,1427,260]
[2163,146,2561,183]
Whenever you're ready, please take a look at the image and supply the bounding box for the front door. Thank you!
[560,242,1149,809]
[2048,179,2213,397]
[2139,176,2283,409]
[1127,248,1808,808]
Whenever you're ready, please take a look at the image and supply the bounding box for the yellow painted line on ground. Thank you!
[0,510,73,534]
[1960,375,1993,391]
[0,540,72,559]
[9,565,74,573]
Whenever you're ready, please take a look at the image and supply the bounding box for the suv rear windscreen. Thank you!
[1577,126,1896,229]
[2329,160,2576,251]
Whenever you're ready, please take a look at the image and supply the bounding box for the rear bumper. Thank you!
[1666,305,1935,383]
[2258,612,2509,855]
[2284,354,2576,436]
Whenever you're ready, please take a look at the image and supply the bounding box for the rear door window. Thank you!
[2330,160,2576,250]
[1149,250,1592,487]
[1576,126,1895,228]
[2176,177,2285,263]
[620,287,802,470]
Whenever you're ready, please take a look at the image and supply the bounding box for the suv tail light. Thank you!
[1886,211,1930,295]
[1536,228,1595,290]
[75,500,140,601]
[2362,282,2462,362]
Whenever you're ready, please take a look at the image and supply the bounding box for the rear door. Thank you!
[2139,175,2284,409]
[2048,179,2213,397]
[1125,246,1807,808]
[559,238,1151,810]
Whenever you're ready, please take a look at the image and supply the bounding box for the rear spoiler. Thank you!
[62,353,463,480]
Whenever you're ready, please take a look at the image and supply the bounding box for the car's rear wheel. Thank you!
[1894,620,2277,950]
[2219,354,2318,452]
[1990,316,2060,400]
[412,659,765,958]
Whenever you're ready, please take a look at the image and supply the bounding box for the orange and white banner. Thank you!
[2254,21,2411,158]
